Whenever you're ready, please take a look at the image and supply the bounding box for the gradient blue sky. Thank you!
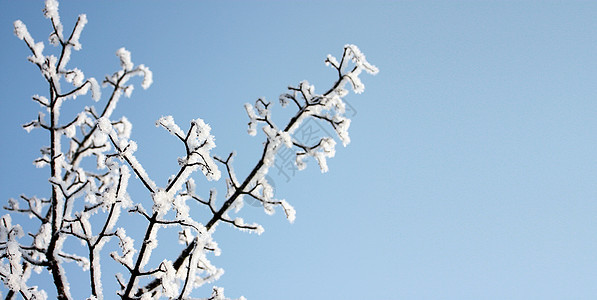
[2,1,597,299]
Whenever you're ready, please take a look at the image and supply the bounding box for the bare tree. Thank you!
[1,1,377,299]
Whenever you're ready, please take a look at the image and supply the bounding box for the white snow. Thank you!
[116,48,133,71]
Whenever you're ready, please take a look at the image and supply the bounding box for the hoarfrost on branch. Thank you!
[2,1,377,299]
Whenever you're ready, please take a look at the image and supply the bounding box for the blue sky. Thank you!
[2,1,597,299]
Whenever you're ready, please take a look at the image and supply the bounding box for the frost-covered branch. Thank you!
[7,1,152,299]
[135,44,377,297]
[6,1,376,299]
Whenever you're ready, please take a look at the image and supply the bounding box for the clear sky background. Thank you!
[1,1,597,299]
